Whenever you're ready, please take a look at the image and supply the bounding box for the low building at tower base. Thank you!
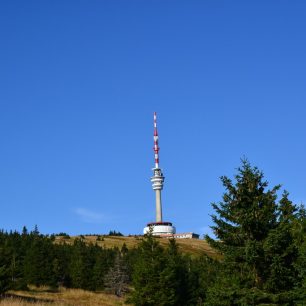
[163,232,200,239]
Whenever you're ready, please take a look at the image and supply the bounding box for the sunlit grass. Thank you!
[55,235,219,259]
[3,287,126,306]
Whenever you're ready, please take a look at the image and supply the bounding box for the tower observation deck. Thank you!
[143,112,176,236]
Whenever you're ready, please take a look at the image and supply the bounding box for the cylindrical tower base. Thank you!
[143,222,176,236]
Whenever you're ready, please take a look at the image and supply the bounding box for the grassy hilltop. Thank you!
[54,235,218,259]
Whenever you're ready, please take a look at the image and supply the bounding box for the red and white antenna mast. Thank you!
[151,112,164,222]
[153,112,160,169]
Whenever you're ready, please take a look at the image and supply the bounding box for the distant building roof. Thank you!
[156,232,200,239]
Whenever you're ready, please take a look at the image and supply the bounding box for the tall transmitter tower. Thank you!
[143,112,176,236]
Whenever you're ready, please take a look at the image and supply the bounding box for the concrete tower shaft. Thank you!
[151,168,164,222]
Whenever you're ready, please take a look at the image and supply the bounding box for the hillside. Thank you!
[54,235,219,259]
[1,236,218,306]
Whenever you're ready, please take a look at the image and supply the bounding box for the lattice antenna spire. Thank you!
[153,112,160,169]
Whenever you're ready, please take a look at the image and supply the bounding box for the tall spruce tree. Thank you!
[0,245,10,295]
[292,206,306,305]
[205,160,302,305]
[186,255,219,305]
[158,239,189,305]
[23,236,55,287]
[129,232,167,305]
[69,239,88,289]
[263,191,299,294]
[129,232,191,306]
[92,247,116,291]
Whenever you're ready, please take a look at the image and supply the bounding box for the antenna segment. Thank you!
[153,112,160,168]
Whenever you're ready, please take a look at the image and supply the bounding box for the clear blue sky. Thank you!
[1,1,305,236]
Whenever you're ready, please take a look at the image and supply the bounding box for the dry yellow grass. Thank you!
[3,287,126,306]
[0,297,55,306]
[55,235,219,259]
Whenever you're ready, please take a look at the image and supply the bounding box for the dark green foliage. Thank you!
[0,243,11,294]
[157,239,189,305]
[205,160,304,305]
[68,239,117,291]
[292,206,306,305]
[91,247,116,290]
[263,192,299,293]
[129,233,166,305]
[0,226,126,294]
[69,238,102,290]
[129,234,193,306]
[108,230,123,236]
[0,265,10,295]
[52,243,71,287]
[186,255,220,305]
[55,232,70,238]
[24,237,56,287]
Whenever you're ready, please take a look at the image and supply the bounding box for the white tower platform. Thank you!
[143,222,176,235]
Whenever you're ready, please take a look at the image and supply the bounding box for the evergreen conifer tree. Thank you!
[91,247,116,290]
[0,265,10,295]
[23,236,55,287]
[205,160,302,305]
[186,255,219,305]
[263,191,299,294]
[130,233,190,306]
[159,239,190,305]
[69,239,87,289]
[129,232,166,305]
[292,206,306,305]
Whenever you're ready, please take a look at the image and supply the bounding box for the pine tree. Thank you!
[23,236,55,287]
[53,243,72,287]
[158,239,189,305]
[69,239,87,289]
[22,226,28,236]
[263,191,299,294]
[205,160,301,305]
[186,255,219,305]
[129,233,191,306]
[91,247,116,291]
[292,206,306,305]
[0,234,13,294]
[0,265,10,295]
[129,233,166,305]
